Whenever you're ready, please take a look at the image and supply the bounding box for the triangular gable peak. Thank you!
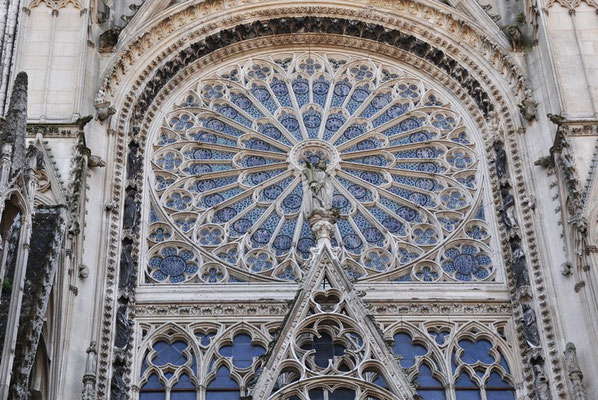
[252,244,416,399]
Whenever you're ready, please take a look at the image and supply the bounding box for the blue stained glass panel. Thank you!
[206,366,240,400]
[219,334,266,368]
[392,333,427,368]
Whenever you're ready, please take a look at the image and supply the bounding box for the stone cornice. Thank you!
[26,123,82,138]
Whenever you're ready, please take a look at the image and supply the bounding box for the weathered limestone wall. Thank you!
[16,3,86,121]
[521,1,598,397]
[544,3,598,118]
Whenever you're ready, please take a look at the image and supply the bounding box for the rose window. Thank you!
[146,51,496,283]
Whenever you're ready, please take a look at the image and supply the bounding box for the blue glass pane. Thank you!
[141,355,149,375]
[219,334,266,368]
[330,389,356,400]
[458,340,493,364]
[171,392,196,400]
[486,391,516,400]
[141,374,164,390]
[454,390,481,400]
[417,390,446,400]
[373,374,389,389]
[206,391,240,400]
[392,333,427,368]
[486,372,513,388]
[308,389,325,400]
[173,374,195,389]
[455,372,478,388]
[153,341,188,366]
[140,393,165,400]
[417,365,443,388]
[499,352,511,373]
[207,366,239,390]
[308,332,345,368]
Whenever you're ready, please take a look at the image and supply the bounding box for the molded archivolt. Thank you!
[142,49,503,285]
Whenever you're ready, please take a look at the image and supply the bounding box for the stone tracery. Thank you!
[146,51,497,284]
[135,322,271,399]
[90,4,568,398]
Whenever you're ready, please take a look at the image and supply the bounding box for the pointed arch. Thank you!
[93,2,565,399]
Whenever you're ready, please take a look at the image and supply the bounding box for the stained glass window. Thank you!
[146,51,496,284]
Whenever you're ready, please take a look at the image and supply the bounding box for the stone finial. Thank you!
[2,72,28,176]
[564,342,587,400]
[82,341,98,400]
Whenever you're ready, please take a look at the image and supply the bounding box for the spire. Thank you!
[2,72,28,176]
[251,244,416,399]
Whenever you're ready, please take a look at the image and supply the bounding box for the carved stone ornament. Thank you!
[522,303,541,348]
[94,101,116,121]
[114,305,132,350]
[98,27,122,53]
[519,89,538,122]
[110,365,127,400]
[505,25,524,52]
[98,0,530,109]
[564,342,588,400]
[533,363,553,400]
[545,0,598,15]
[251,246,416,399]
[91,4,563,397]
[28,0,82,10]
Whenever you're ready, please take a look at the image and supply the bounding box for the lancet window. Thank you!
[388,322,517,400]
[136,324,270,400]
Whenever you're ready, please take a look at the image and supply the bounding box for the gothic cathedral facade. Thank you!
[0,0,597,399]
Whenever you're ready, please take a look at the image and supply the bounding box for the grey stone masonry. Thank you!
[1,72,27,177]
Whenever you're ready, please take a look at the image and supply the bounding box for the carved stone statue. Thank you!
[122,189,139,230]
[533,364,553,400]
[522,303,541,348]
[127,142,143,180]
[486,110,500,135]
[118,243,135,291]
[506,25,524,52]
[302,159,333,216]
[82,342,98,400]
[519,88,538,122]
[500,187,516,230]
[110,365,127,400]
[494,143,507,179]
[85,341,97,374]
[114,305,132,349]
[510,241,530,289]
